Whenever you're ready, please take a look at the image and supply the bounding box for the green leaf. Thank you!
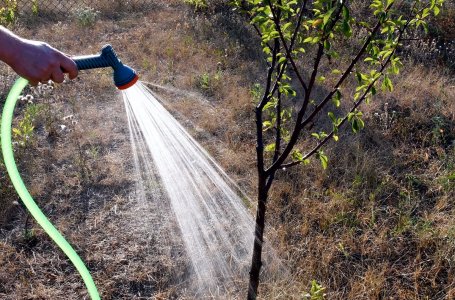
[341,6,352,37]
[328,111,336,123]
[262,120,272,131]
[351,117,365,133]
[371,86,377,96]
[386,0,394,9]
[433,6,440,16]
[265,143,276,152]
[382,75,394,92]
[263,99,276,111]
[269,30,280,39]
[342,5,350,20]
[323,7,336,27]
[352,118,360,132]
[282,22,292,32]
[303,36,313,43]
[333,90,342,108]
[316,151,328,169]
[312,36,321,44]
[278,56,287,64]
[422,8,431,18]
[356,71,363,83]
[291,149,303,161]
[324,40,331,51]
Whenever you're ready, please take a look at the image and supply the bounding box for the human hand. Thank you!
[7,39,78,86]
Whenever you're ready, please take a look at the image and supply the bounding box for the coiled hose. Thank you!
[1,77,100,300]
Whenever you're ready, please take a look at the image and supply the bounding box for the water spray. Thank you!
[1,44,138,299]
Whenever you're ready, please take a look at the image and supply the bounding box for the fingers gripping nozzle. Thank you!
[73,44,138,90]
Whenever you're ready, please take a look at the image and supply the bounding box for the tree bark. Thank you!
[247,173,268,300]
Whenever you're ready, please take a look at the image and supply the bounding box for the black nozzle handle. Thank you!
[73,45,123,71]
[73,55,110,70]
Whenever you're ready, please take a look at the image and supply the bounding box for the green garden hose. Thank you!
[1,77,101,300]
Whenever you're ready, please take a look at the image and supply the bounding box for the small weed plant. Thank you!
[12,103,43,148]
[196,71,222,96]
[74,6,99,27]
[303,280,326,300]
[198,73,211,90]
[0,0,17,25]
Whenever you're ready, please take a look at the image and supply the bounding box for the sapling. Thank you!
[232,0,445,298]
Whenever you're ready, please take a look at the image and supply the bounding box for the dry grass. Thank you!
[1,1,454,299]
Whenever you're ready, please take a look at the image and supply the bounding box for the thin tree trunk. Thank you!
[248,174,268,300]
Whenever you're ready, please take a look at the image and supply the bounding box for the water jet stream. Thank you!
[123,82,260,296]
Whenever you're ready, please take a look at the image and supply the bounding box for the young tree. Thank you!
[232,0,445,299]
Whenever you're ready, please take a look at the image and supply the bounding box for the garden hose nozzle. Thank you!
[73,44,138,90]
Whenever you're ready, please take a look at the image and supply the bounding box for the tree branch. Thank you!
[272,90,282,164]
[265,2,344,175]
[266,0,309,96]
[252,23,274,56]
[257,40,280,110]
[283,17,411,169]
[299,17,384,130]
[269,1,309,92]
[256,38,280,175]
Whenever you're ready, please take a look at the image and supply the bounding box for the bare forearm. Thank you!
[0,26,22,66]
[0,26,77,85]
